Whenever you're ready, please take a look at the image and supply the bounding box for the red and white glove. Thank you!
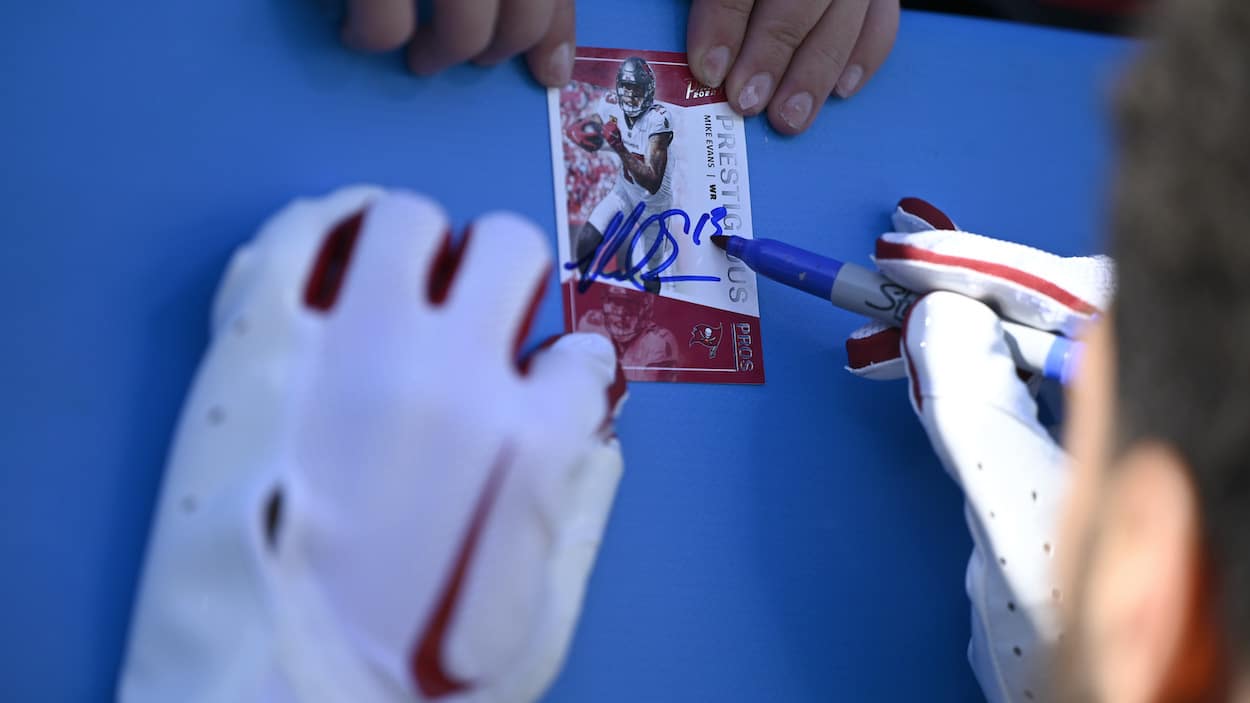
[845,198,1114,381]
[565,117,605,153]
[601,117,623,152]
[847,199,1115,703]
[120,187,627,703]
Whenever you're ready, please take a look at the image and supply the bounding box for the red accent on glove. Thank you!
[900,298,927,412]
[304,209,364,312]
[427,226,467,306]
[897,197,956,230]
[602,118,623,151]
[511,263,551,358]
[411,449,512,699]
[845,327,902,371]
[874,239,1099,316]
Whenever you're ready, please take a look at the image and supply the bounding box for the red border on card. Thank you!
[572,47,727,108]
[562,281,765,385]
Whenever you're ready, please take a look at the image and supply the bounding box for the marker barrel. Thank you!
[828,261,917,323]
[724,236,842,302]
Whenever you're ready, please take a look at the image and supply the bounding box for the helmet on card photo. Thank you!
[602,284,652,343]
[616,57,656,119]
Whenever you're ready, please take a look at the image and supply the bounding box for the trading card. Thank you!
[547,47,765,384]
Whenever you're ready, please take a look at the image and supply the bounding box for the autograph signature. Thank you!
[565,202,728,293]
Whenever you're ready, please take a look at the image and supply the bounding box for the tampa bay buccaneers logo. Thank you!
[689,323,723,359]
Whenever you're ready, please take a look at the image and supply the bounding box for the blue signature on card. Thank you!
[565,203,728,293]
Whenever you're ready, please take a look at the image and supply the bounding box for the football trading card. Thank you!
[547,47,765,384]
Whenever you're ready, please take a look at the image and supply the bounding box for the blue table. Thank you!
[2,2,1125,700]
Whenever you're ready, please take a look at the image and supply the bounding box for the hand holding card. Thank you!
[686,0,901,133]
[335,0,578,87]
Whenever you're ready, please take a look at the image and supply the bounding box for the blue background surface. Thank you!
[1,2,1126,700]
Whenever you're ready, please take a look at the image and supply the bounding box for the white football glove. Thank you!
[120,187,627,703]
[846,199,1115,703]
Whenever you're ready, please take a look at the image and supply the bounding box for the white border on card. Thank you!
[547,86,571,283]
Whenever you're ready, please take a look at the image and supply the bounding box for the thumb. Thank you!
[901,291,1039,423]
[902,291,1068,682]
[524,0,575,87]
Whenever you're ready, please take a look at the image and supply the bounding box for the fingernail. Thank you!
[738,73,772,113]
[701,46,730,87]
[835,64,864,98]
[779,92,813,130]
[549,42,573,86]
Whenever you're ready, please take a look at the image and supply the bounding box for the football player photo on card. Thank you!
[548,47,765,384]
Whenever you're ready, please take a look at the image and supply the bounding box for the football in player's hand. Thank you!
[568,117,605,152]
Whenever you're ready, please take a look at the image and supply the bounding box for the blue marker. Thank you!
[709,234,1082,384]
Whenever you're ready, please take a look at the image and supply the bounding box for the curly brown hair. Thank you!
[1111,0,1250,670]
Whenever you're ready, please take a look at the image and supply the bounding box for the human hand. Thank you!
[845,199,1115,703]
[602,117,624,153]
[121,187,627,703]
[686,0,900,134]
[336,0,576,87]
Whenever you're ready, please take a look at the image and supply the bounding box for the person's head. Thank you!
[1059,0,1250,700]
[602,285,650,342]
[616,57,656,118]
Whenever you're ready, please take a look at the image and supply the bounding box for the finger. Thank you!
[333,192,450,319]
[341,0,416,52]
[765,0,870,133]
[844,321,906,380]
[893,197,958,233]
[444,212,553,357]
[523,333,625,561]
[482,423,623,698]
[875,229,1114,337]
[526,434,623,675]
[406,0,500,76]
[723,0,831,116]
[686,0,755,89]
[474,0,555,66]
[901,292,1036,418]
[524,0,576,87]
[526,333,619,441]
[220,185,382,325]
[835,0,900,99]
[901,292,1067,643]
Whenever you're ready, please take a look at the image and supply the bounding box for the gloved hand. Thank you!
[847,199,1115,703]
[601,117,624,153]
[120,187,627,703]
